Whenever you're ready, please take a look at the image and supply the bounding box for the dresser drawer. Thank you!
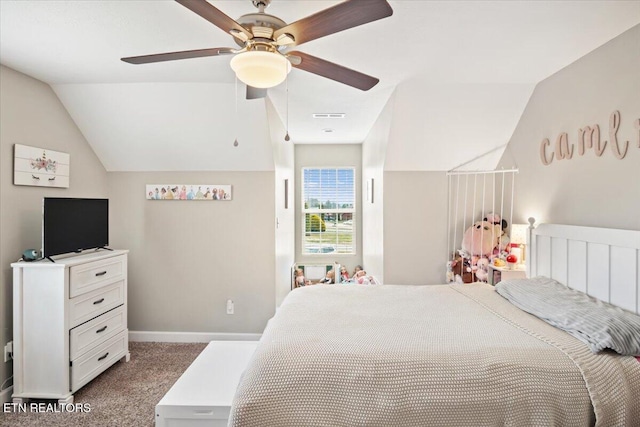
[70,306,126,360]
[69,255,126,298]
[69,281,125,328]
[71,330,127,392]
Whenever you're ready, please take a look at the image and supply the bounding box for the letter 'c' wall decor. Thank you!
[540,111,640,165]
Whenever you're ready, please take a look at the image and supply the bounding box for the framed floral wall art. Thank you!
[14,144,70,188]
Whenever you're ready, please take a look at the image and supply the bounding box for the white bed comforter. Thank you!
[229,283,640,427]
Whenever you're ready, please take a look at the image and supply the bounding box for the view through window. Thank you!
[302,168,355,255]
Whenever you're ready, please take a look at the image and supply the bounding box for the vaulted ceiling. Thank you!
[1,1,638,171]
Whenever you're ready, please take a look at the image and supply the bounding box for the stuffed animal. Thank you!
[321,269,336,284]
[339,266,350,283]
[497,232,510,251]
[354,269,374,285]
[475,257,490,282]
[484,212,506,229]
[483,213,511,260]
[461,221,502,256]
[449,255,491,283]
[446,260,455,283]
[449,255,474,283]
[294,268,310,287]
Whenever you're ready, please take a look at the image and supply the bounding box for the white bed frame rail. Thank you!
[528,224,640,315]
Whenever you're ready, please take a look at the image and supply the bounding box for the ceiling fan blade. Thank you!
[246,85,268,100]
[274,0,392,47]
[288,51,379,91]
[121,47,235,64]
[175,0,252,40]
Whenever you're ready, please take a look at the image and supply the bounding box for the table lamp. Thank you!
[510,224,528,268]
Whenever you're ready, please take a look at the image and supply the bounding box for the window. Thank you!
[302,168,355,255]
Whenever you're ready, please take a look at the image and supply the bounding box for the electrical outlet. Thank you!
[226,299,234,315]
[4,341,13,362]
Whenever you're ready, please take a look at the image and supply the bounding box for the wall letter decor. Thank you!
[540,111,639,165]
[554,132,573,160]
[578,125,599,156]
[540,138,553,165]
[14,144,70,188]
[609,110,628,159]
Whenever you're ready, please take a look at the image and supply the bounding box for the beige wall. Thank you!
[362,91,395,282]
[265,99,296,308]
[383,171,449,285]
[294,144,363,271]
[498,25,640,230]
[0,65,109,394]
[108,172,275,333]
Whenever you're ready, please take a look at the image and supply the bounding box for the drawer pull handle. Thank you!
[95,271,107,277]
[96,326,108,334]
[93,298,105,305]
[31,175,40,180]
[98,352,109,361]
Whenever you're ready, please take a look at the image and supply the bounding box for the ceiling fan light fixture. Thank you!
[230,51,291,89]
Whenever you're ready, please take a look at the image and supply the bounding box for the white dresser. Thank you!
[11,250,130,403]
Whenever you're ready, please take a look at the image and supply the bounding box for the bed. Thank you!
[229,224,640,426]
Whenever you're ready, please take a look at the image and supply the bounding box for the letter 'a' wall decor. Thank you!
[14,144,70,188]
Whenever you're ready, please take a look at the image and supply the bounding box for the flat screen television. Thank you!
[43,197,109,258]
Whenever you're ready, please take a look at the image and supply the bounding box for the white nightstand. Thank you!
[487,264,526,286]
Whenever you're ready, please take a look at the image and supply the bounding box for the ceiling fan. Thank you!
[121,0,393,99]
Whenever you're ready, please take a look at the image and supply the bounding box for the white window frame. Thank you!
[301,167,356,256]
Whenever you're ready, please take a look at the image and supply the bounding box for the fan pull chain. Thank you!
[233,76,239,147]
[284,62,290,142]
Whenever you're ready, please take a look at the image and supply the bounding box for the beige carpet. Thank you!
[1,342,207,427]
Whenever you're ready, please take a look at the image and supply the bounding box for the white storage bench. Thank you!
[156,340,258,427]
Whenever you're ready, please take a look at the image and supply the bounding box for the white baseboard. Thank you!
[0,386,13,405]
[129,331,261,343]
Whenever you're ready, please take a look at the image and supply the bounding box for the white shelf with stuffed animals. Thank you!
[292,262,380,289]
[445,167,527,285]
[447,213,528,284]
[446,212,521,284]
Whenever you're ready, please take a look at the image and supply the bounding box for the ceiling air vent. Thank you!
[312,113,346,119]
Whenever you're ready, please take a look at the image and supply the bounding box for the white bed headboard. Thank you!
[528,224,640,315]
